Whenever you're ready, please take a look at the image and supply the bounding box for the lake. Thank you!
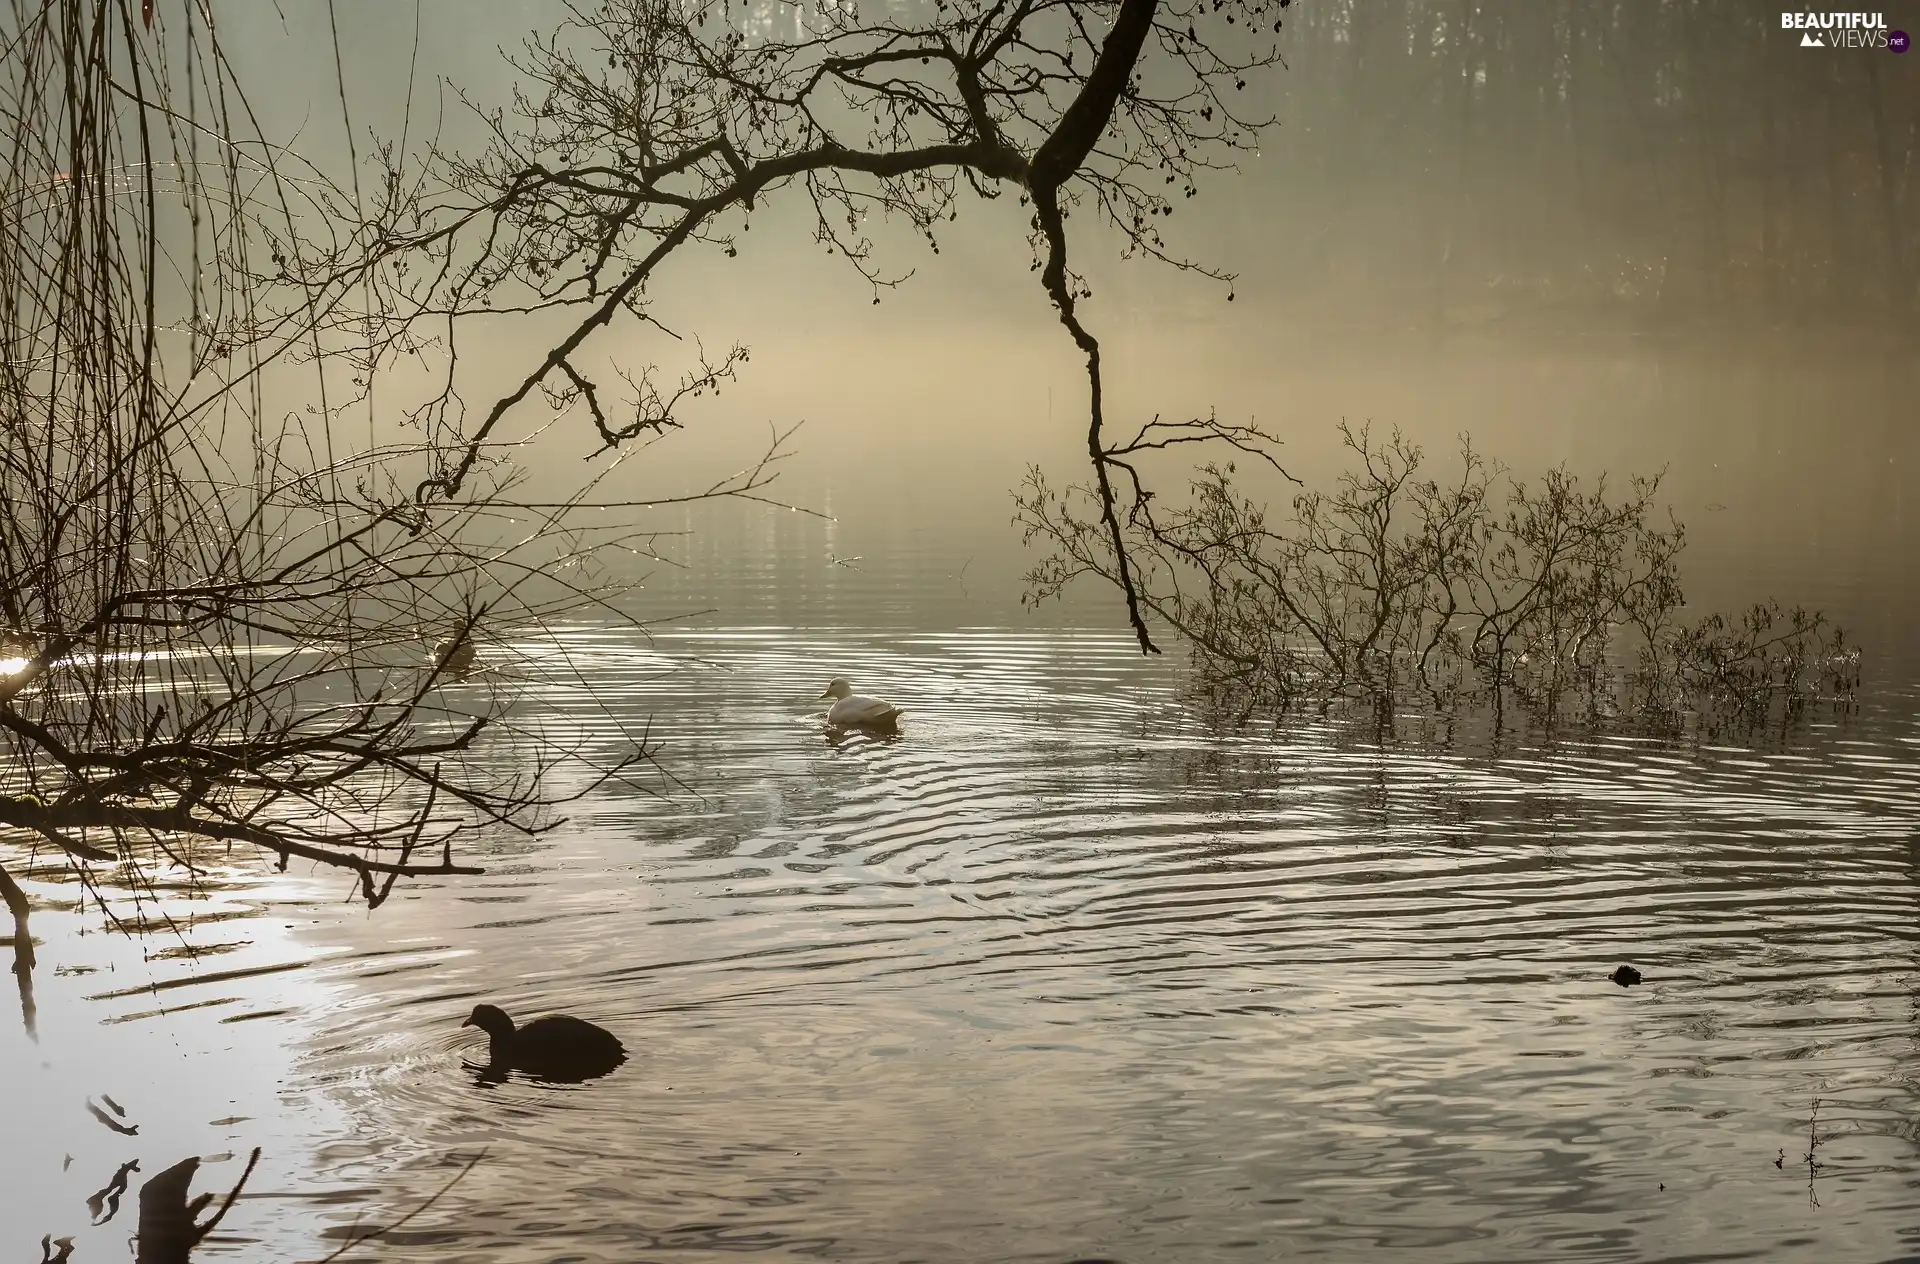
[5,340,1920,1263]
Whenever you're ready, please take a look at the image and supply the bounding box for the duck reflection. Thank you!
[823,724,904,749]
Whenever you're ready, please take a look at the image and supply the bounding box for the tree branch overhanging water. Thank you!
[0,0,810,907]
[265,0,1292,655]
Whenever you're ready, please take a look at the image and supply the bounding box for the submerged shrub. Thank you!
[1016,422,1857,732]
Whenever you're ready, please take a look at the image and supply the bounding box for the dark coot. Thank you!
[1610,965,1643,987]
[462,1003,626,1081]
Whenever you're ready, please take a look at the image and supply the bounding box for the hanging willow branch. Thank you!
[0,1,794,900]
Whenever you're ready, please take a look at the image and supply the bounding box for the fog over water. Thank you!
[133,3,1906,649]
[4,2,1919,1261]
[202,2,1919,650]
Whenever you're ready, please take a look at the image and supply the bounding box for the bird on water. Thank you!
[819,678,902,730]
[461,1003,626,1081]
[431,634,477,675]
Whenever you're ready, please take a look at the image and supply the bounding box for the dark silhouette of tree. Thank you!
[291,0,1296,653]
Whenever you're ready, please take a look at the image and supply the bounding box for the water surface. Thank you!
[6,340,1920,1262]
[8,619,1920,1262]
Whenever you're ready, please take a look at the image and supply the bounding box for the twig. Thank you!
[315,1150,487,1262]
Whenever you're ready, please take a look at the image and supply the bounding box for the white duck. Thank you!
[819,678,902,730]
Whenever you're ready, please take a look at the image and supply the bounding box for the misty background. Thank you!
[214,0,1916,653]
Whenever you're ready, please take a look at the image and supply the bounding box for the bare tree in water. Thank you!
[1016,420,1862,732]
[0,0,814,1031]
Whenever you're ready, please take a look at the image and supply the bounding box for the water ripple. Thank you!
[11,625,1920,1262]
